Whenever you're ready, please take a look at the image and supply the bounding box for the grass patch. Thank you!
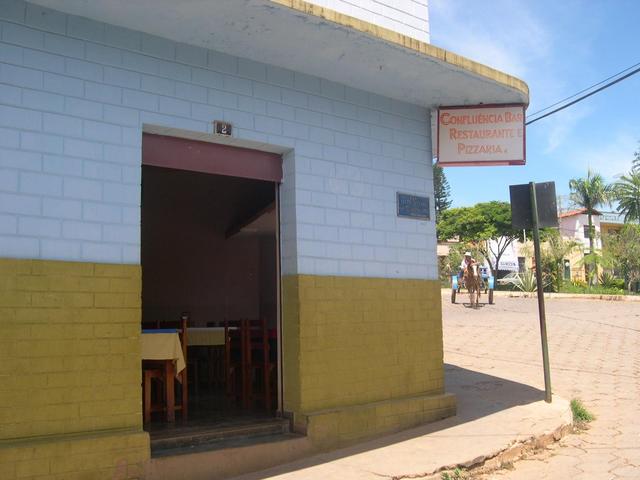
[441,468,466,480]
[560,283,625,295]
[570,398,595,424]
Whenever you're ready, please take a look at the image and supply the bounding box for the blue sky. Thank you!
[429,0,640,208]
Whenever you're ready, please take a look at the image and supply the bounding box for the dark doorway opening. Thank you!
[140,136,283,453]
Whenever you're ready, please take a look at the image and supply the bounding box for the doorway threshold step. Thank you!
[147,430,314,480]
[151,418,291,456]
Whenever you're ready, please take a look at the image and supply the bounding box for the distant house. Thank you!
[558,209,603,251]
[599,211,627,239]
[557,209,630,281]
[557,208,602,281]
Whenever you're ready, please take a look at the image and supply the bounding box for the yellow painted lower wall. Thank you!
[0,259,454,476]
[0,258,149,479]
[0,429,149,480]
[301,392,456,448]
[282,275,456,448]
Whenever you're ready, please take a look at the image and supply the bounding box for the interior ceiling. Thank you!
[142,166,276,236]
[239,207,276,236]
[31,0,527,107]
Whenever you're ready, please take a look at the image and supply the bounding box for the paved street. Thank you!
[443,296,640,479]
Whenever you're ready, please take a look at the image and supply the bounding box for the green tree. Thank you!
[437,201,521,277]
[633,144,640,173]
[603,224,640,292]
[613,170,640,223]
[568,169,613,285]
[433,163,451,222]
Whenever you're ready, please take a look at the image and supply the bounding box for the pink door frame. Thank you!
[142,133,283,182]
[141,132,285,413]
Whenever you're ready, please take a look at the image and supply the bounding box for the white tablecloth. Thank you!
[141,332,186,374]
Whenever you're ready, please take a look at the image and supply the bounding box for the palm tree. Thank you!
[614,170,640,223]
[569,169,613,285]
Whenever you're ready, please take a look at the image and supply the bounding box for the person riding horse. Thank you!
[458,251,477,281]
[460,251,482,307]
[451,251,494,306]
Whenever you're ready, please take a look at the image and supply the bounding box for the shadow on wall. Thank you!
[233,364,545,480]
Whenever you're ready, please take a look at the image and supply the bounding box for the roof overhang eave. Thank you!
[29,0,529,108]
[271,0,529,106]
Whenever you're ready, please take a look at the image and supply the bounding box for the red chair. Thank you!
[245,318,276,412]
[224,318,276,412]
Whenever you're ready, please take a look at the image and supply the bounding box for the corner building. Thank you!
[0,1,529,478]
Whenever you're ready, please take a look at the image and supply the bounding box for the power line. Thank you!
[525,64,640,125]
[527,61,640,118]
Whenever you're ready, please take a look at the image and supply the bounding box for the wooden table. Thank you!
[141,330,185,422]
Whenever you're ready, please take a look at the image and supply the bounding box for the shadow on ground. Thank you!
[445,363,545,422]
[233,364,545,479]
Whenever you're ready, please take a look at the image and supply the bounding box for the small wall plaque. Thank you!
[397,192,430,220]
[213,120,232,136]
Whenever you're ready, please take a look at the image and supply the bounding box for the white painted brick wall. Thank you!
[308,0,429,42]
[0,0,436,279]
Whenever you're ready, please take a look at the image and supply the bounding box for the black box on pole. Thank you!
[510,182,559,229]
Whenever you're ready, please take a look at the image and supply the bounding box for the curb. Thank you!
[440,289,640,302]
[394,412,574,480]
[432,422,573,479]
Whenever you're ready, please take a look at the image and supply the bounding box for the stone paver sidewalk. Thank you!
[447,297,639,479]
[234,296,638,479]
[232,388,569,480]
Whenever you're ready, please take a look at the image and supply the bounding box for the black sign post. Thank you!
[510,181,557,404]
[530,182,552,403]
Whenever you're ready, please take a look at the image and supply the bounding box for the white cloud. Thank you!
[429,0,599,158]
[541,104,593,153]
[429,0,552,79]
[567,132,637,179]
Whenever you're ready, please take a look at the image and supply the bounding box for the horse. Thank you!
[463,263,482,308]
